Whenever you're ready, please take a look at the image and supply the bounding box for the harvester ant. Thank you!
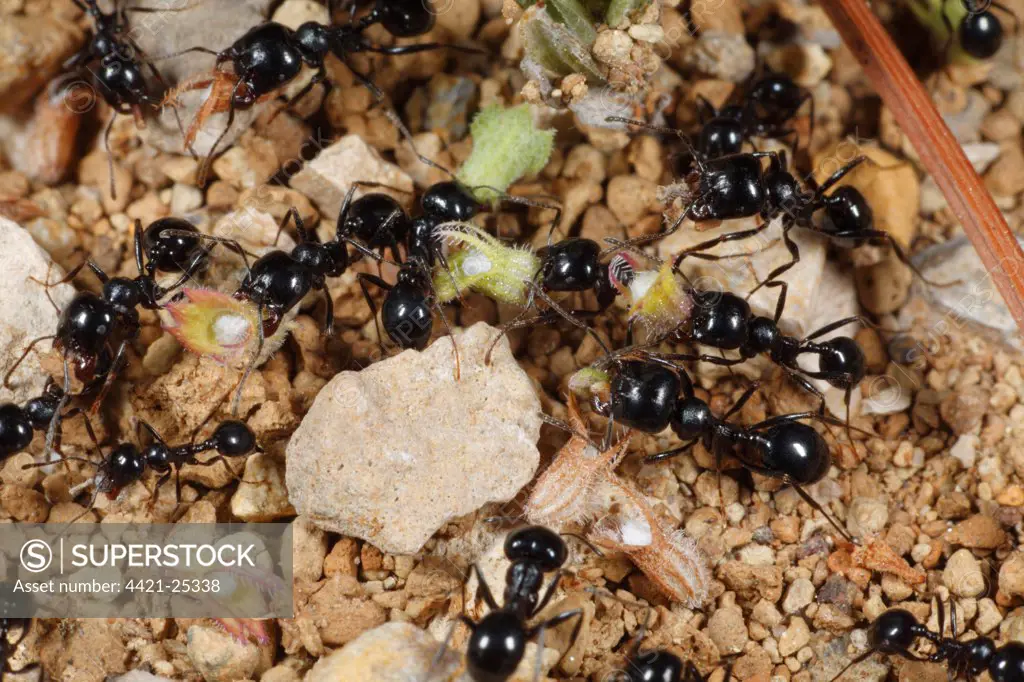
[574,352,857,542]
[163,0,480,182]
[3,222,207,457]
[831,602,1024,682]
[606,247,868,440]
[0,381,66,460]
[24,416,258,524]
[60,0,190,197]
[428,526,584,682]
[694,72,811,158]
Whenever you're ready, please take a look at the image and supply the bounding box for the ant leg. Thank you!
[790,482,856,544]
[357,273,392,355]
[429,297,460,381]
[528,283,610,355]
[43,356,74,462]
[155,247,209,299]
[827,650,879,682]
[358,42,484,57]
[532,571,565,617]
[101,111,120,200]
[830,229,959,287]
[2,336,56,389]
[268,67,327,124]
[604,117,702,170]
[644,440,698,464]
[167,231,254,272]
[138,420,167,446]
[150,45,219,61]
[470,564,499,611]
[197,72,248,187]
[527,609,584,682]
[669,221,773,268]
[723,381,760,421]
[746,224,799,320]
[231,303,265,417]
[272,206,302,246]
[803,315,871,341]
[89,338,129,415]
[322,286,335,338]
[814,156,867,197]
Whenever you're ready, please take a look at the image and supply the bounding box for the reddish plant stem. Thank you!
[819,0,1024,333]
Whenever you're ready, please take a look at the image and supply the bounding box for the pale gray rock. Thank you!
[288,134,415,220]
[286,322,541,554]
[0,217,76,405]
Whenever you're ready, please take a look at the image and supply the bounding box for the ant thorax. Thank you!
[609,251,693,337]
[432,223,542,305]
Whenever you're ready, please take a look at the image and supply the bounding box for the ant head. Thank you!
[818,337,866,389]
[341,193,410,248]
[212,420,257,457]
[466,610,527,680]
[375,0,437,37]
[627,649,686,682]
[868,609,920,654]
[670,396,713,442]
[540,238,604,292]
[960,10,1003,60]
[504,525,566,572]
[0,405,34,459]
[689,291,751,351]
[293,21,330,65]
[104,443,146,490]
[421,181,479,222]
[990,642,1024,682]
[142,443,172,473]
[760,421,831,485]
[610,360,681,433]
[144,219,203,273]
[966,637,998,676]
[747,73,804,124]
[821,186,873,234]
[103,277,144,311]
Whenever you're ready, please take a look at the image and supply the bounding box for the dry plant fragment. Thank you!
[589,476,710,608]
[828,538,926,586]
[525,394,632,529]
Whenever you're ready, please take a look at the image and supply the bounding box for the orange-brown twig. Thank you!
[819,0,1024,333]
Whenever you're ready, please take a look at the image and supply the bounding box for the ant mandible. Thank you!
[831,602,1024,682]
[575,351,857,542]
[164,0,478,182]
[431,526,583,682]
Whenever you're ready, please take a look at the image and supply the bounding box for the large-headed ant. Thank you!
[61,0,190,197]
[430,526,583,682]
[3,221,206,457]
[576,352,856,541]
[165,0,479,181]
[832,603,1024,682]
[25,416,258,524]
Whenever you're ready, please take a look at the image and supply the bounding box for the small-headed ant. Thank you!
[576,352,857,542]
[694,72,811,158]
[430,525,584,682]
[60,0,190,197]
[3,221,206,457]
[832,603,1024,682]
[164,0,479,182]
[25,416,258,525]
[0,381,66,460]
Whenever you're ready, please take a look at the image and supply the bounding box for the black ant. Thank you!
[429,525,584,682]
[916,0,1019,61]
[25,416,258,524]
[60,0,190,197]
[669,152,953,323]
[693,72,811,158]
[0,381,66,461]
[832,602,1024,682]
[606,246,868,441]
[3,222,206,458]
[607,597,718,682]
[578,351,857,542]
[164,0,479,182]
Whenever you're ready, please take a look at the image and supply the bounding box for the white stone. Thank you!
[186,625,263,682]
[307,622,469,682]
[286,322,542,554]
[0,217,75,405]
[782,578,815,614]
[950,434,979,469]
[288,134,414,220]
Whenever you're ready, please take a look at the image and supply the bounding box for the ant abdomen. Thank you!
[756,421,831,485]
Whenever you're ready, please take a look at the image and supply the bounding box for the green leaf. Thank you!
[455,104,556,203]
[546,0,598,45]
[520,6,606,82]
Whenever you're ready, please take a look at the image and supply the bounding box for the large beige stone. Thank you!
[286,322,541,554]
[0,217,75,405]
